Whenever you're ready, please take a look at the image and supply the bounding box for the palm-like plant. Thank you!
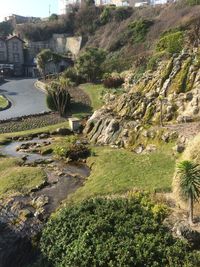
[177,160,200,224]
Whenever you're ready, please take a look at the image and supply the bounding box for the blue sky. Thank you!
[0,0,58,21]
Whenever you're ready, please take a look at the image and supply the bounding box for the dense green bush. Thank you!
[100,7,114,25]
[46,93,57,111]
[114,7,133,22]
[157,30,184,54]
[54,143,90,161]
[76,47,106,82]
[46,79,71,117]
[128,19,153,44]
[40,195,200,267]
[62,67,85,85]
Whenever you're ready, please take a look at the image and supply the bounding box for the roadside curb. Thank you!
[34,80,47,94]
[0,95,12,112]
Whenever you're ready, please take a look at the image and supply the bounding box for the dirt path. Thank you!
[165,121,200,140]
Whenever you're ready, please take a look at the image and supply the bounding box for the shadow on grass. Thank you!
[70,101,93,117]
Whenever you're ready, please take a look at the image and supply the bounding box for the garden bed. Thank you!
[0,95,10,111]
[0,113,67,134]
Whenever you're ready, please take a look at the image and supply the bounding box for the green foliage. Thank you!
[54,136,77,158]
[177,160,200,202]
[36,49,64,77]
[102,51,134,73]
[187,0,200,5]
[62,67,85,85]
[0,21,13,36]
[160,58,174,87]
[157,31,184,54]
[128,19,153,44]
[54,142,90,161]
[46,79,71,117]
[76,47,106,82]
[0,95,9,110]
[36,49,52,76]
[46,94,57,111]
[49,14,58,21]
[100,7,113,25]
[147,51,167,71]
[40,196,199,267]
[85,0,95,6]
[114,7,133,22]
[169,57,192,94]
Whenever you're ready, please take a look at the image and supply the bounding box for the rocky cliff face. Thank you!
[84,50,200,148]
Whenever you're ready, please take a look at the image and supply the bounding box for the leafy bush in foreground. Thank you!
[40,195,200,267]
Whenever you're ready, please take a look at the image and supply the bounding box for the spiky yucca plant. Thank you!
[177,160,200,224]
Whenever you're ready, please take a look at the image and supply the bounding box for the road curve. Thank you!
[0,78,49,120]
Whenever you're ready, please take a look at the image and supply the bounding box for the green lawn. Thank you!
[69,146,175,203]
[79,83,106,111]
[0,157,46,197]
[0,95,9,110]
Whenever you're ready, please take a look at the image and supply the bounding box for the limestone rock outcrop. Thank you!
[84,50,200,147]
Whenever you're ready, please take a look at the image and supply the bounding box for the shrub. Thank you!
[46,93,57,111]
[54,143,90,161]
[103,76,124,88]
[114,7,133,22]
[128,19,154,44]
[62,67,85,85]
[157,30,184,54]
[40,196,200,267]
[46,79,71,117]
[100,7,113,25]
[76,47,107,82]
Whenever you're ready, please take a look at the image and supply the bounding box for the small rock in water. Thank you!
[31,195,49,209]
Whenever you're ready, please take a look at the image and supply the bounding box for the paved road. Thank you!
[0,78,49,120]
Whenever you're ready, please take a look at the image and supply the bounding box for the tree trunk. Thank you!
[188,194,194,225]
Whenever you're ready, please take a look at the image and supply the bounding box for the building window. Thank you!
[0,52,5,61]
[13,42,19,51]
[13,53,20,63]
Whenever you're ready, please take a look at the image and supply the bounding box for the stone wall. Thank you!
[27,35,82,61]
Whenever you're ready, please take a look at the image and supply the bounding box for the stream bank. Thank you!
[0,135,90,267]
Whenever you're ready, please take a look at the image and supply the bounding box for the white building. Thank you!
[58,0,169,14]
[58,0,82,14]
